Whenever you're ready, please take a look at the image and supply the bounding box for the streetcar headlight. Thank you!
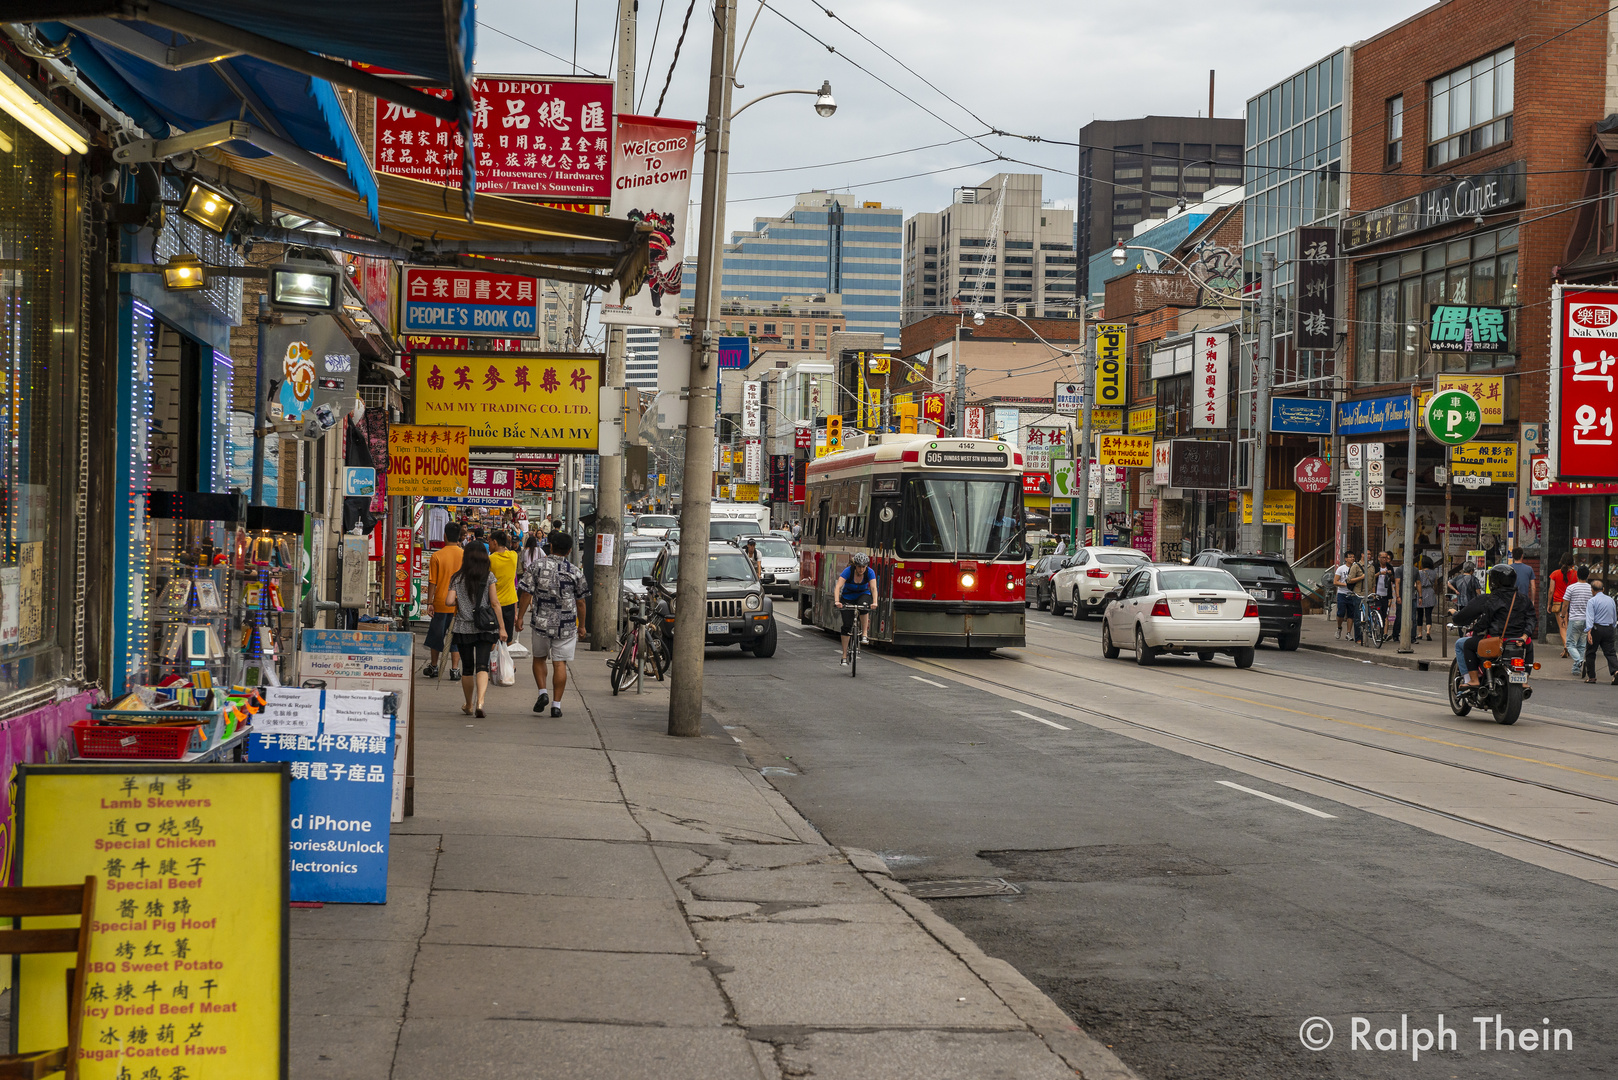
[914,576,925,589]
[745,593,761,610]
[960,572,976,589]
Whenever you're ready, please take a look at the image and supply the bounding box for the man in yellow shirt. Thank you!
[489,530,521,642]
[424,522,464,679]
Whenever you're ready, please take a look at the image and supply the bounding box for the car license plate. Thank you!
[707,621,729,634]
[1252,590,1270,600]
[1508,671,1528,683]
[1196,602,1219,614]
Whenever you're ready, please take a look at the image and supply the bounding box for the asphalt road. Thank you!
[700,606,1618,1079]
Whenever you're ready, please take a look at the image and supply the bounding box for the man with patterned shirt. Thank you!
[517,530,590,717]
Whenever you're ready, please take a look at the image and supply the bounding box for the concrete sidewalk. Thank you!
[289,641,1135,1079]
[1297,608,1590,681]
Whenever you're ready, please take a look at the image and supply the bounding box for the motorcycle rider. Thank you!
[1450,562,1536,688]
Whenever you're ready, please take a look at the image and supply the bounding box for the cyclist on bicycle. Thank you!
[835,552,878,666]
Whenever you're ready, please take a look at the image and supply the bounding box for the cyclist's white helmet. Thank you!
[851,552,869,567]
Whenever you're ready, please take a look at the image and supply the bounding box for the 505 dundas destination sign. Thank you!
[413,351,604,450]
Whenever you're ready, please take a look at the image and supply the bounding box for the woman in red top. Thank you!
[1550,551,1575,657]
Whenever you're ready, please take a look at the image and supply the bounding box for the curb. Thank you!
[1300,641,1435,671]
[840,845,1142,1080]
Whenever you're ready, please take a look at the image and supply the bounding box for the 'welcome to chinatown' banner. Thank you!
[600,114,700,328]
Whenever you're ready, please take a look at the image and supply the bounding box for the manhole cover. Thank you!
[978,845,1227,882]
[907,877,1022,898]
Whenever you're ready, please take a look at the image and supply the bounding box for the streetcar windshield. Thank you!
[899,477,1022,558]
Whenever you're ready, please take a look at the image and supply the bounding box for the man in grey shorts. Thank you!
[516,530,590,717]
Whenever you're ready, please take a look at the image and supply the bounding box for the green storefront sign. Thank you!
[1428,303,1509,353]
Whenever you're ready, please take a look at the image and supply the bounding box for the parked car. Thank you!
[733,534,800,597]
[1024,554,1070,611]
[620,546,663,600]
[1050,545,1152,617]
[645,541,778,656]
[1099,564,1260,668]
[635,514,679,538]
[1191,549,1303,650]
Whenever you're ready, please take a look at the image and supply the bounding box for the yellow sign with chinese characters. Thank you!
[1418,375,1505,425]
[386,424,470,497]
[1128,405,1156,435]
[1097,433,1153,468]
[413,351,603,450]
[1241,490,1298,524]
[15,765,286,1080]
[1451,441,1517,482]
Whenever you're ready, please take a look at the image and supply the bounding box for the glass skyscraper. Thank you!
[683,191,903,345]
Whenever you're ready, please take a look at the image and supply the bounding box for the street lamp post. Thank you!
[668,12,837,736]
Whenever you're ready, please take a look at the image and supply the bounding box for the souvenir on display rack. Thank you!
[236,504,310,686]
[146,491,240,690]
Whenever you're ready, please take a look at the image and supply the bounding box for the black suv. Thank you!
[1191,549,1302,650]
[1024,553,1070,611]
[646,542,779,656]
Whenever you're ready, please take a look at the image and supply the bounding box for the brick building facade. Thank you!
[1340,0,1614,568]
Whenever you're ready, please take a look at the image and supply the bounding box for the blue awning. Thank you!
[18,0,476,214]
[36,20,379,227]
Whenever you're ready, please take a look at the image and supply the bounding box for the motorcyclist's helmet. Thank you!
[851,552,869,567]
[1487,561,1517,595]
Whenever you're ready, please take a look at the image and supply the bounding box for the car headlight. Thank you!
[745,593,761,610]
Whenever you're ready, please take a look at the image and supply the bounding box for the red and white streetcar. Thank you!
[798,435,1027,650]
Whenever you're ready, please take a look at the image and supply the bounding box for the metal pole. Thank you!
[1441,445,1452,657]
[1076,325,1096,545]
[668,0,736,737]
[250,293,268,504]
[1398,384,1418,652]
[1248,249,1275,552]
[589,0,636,652]
[952,321,965,436]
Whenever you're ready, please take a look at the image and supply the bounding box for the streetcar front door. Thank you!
[870,495,900,641]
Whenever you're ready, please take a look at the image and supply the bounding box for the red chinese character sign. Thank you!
[402,268,540,336]
[375,77,612,199]
[1193,332,1229,430]
[923,393,947,427]
[1554,285,1618,480]
[600,115,699,328]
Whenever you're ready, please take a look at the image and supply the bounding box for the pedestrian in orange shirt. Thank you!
[423,522,464,679]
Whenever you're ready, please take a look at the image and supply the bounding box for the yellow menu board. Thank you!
[15,765,287,1079]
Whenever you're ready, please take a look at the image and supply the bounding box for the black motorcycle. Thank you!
[1448,634,1533,725]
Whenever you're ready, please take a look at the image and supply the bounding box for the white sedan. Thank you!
[1100,564,1260,668]
[1049,545,1151,617]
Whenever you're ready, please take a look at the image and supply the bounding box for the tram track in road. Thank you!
[1025,608,1618,742]
[895,651,1618,874]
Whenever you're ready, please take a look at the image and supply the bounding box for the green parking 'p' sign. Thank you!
[1422,388,1483,446]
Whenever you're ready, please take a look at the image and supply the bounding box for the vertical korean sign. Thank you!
[1194,332,1229,429]
[1554,286,1618,480]
[1294,227,1336,350]
[375,76,612,199]
[1095,323,1126,414]
[600,115,700,327]
[14,764,287,1078]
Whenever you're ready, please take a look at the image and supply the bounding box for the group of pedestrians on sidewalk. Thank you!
[1333,550,1407,644]
[1551,559,1618,684]
[419,520,593,716]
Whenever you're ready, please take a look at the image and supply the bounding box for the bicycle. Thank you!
[1361,599,1388,649]
[609,593,668,695]
[842,603,871,678]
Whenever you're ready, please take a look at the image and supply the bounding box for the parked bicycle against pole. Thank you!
[609,592,668,695]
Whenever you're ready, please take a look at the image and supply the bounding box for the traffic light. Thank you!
[826,414,843,451]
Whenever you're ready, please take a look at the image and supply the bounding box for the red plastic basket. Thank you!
[72,720,199,760]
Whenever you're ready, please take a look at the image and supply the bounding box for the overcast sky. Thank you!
[477,0,1431,246]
